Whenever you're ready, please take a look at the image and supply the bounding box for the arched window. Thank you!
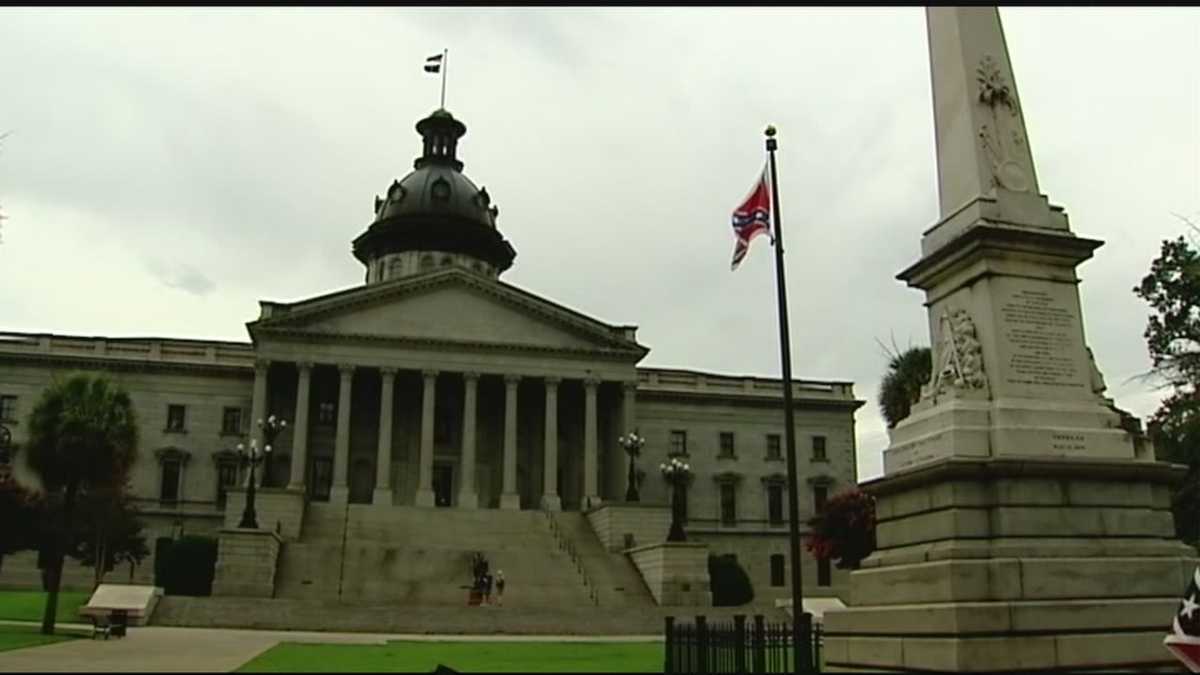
[441,256,452,267]
[420,254,435,272]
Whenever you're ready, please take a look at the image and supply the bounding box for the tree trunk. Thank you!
[41,479,78,635]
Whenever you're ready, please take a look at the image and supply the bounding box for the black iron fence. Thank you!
[664,614,822,674]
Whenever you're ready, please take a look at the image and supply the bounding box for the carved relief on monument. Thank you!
[929,307,988,396]
[975,55,1030,193]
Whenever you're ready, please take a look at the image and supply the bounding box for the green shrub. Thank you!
[708,553,754,607]
[154,536,217,596]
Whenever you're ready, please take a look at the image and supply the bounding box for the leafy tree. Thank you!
[0,474,46,574]
[68,484,149,589]
[1134,224,1200,545]
[878,345,932,428]
[806,488,876,569]
[24,373,139,634]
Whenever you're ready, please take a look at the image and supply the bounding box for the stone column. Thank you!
[500,375,521,510]
[247,359,270,488]
[415,369,438,507]
[374,367,396,505]
[583,378,601,510]
[287,362,313,491]
[457,372,479,509]
[329,363,355,504]
[541,377,562,511]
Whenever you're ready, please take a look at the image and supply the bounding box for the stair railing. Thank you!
[542,505,600,606]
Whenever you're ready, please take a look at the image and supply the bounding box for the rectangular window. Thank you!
[216,460,239,508]
[718,432,735,458]
[720,483,737,525]
[160,460,181,504]
[766,434,781,460]
[669,430,688,456]
[317,402,336,426]
[0,395,16,423]
[814,485,828,515]
[166,404,186,432]
[768,484,784,525]
[818,557,832,587]
[770,554,786,587]
[812,435,827,461]
[221,407,242,435]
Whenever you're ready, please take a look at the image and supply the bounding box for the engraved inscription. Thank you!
[1001,289,1083,389]
[1051,432,1086,452]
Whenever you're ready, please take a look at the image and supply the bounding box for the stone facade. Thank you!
[211,529,282,598]
[628,542,712,606]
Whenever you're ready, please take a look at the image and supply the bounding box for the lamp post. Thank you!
[619,431,645,502]
[237,415,287,530]
[660,457,691,542]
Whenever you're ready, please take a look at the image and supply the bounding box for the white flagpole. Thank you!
[440,48,448,109]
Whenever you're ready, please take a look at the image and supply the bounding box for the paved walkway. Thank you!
[0,621,661,673]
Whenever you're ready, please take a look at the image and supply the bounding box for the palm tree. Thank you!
[24,373,139,635]
[878,345,932,428]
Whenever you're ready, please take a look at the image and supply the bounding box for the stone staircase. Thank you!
[274,504,596,607]
[546,511,657,608]
[152,595,787,634]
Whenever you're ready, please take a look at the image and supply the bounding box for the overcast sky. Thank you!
[1,8,1197,481]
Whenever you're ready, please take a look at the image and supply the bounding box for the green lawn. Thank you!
[0,590,91,623]
[238,641,664,673]
[0,624,81,652]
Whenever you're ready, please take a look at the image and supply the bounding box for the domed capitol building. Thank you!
[0,108,862,622]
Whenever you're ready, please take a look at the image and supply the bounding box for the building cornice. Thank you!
[250,268,649,357]
[257,328,645,363]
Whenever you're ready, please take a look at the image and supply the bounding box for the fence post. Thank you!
[813,621,822,674]
[664,616,675,674]
[697,615,709,675]
[729,612,739,667]
[752,615,765,674]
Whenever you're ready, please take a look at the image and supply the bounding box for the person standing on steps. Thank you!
[482,569,493,606]
[495,570,505,606]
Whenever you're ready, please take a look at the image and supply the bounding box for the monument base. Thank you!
[823,456,1196,672]
[499,493,521,510]
[627,542,712,606]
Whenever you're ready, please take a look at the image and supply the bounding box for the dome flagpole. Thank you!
[440,48,448,109]
[424,49,449,109]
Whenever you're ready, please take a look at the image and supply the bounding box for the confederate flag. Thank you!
[1165,565,1200,671]
[730,168,773,271]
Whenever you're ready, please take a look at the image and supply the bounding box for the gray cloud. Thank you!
[145,259,217,297]
[0,8,1196,481]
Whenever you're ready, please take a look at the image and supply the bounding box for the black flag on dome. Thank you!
[424,54,443,73]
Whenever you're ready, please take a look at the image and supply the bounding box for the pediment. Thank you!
[250,270,646,357]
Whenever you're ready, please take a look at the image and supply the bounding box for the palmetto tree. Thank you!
[878,346,932,429]
[24,373,139,635]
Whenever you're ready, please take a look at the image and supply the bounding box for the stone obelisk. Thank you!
[822,8,1197,672]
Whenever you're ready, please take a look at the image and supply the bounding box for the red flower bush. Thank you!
[805,488,876,569]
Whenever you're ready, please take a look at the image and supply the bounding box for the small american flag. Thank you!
[424,53,444,74]
[1165,566,1200,671]
[730,168,773,271]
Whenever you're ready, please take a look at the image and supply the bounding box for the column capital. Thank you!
[380,366,398,377]
[338,363,356,376]
[584,377,602,388]
[422,368,440,380]
[462,371,481,383]
[544,376,562,387]
[254,359,272,372]
[504,374,522,386]
[297,361,315,374]
[623,380,638,392]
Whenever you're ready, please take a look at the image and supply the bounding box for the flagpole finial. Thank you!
[764,125,777,138]
[764,125,778,151]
